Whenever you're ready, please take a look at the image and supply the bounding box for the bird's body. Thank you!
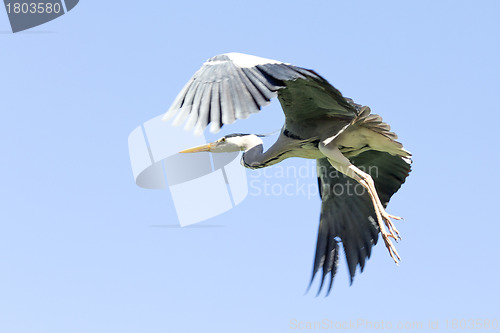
[165,52,412,295]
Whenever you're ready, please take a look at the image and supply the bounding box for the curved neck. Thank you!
[241,138,291,169]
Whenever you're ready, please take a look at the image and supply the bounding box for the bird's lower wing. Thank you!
[312,151,411,295]
[162,53,357,135]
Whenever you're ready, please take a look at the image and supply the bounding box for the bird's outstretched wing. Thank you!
[312,151,411,295]
[163,53,357,135]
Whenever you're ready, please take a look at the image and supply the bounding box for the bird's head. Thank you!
[179,133,263,154]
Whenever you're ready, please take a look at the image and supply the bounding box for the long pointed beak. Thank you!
[179,143,213,153]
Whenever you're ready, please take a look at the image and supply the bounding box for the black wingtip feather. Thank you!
[326,241,339,296]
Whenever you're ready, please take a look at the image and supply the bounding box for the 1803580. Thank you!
[5,2,62,14]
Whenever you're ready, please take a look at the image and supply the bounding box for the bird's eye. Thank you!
[221,138,226,142]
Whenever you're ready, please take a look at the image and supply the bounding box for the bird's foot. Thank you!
[381,231,401,264]
[382,212,402,241]
[374,207,402,263]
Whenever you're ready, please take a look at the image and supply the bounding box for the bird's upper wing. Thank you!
[312,151,411,295]
[162,53,358,135]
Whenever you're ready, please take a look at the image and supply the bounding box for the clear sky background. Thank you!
[1,1,499,332]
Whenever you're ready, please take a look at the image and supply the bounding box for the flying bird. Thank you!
[163,53,412,295]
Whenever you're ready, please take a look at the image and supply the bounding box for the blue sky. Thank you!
[1,1,499,332]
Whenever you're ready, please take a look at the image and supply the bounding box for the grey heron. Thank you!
[163,53,412,295]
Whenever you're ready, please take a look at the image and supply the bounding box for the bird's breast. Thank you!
[293,143,324,159]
